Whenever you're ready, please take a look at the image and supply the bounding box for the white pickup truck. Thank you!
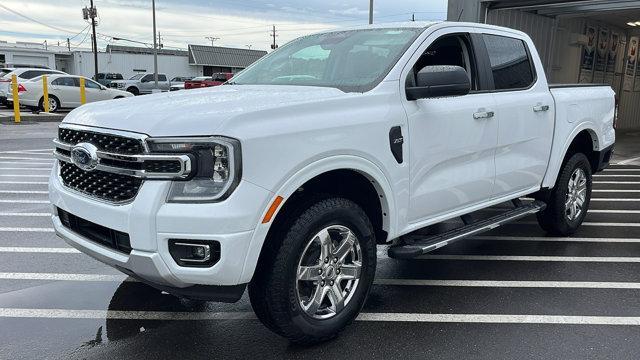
[50,22,615,344]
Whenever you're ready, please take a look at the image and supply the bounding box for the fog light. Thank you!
[168,240,220,267]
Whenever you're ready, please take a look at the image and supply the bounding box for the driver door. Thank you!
[403,31,498,223]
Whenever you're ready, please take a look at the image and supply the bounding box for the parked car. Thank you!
[109,73,171,95]
[0,68,65,107]
[19,74,132,112]
[169,76,193,91]
[94,73,124,87]
[50,22,615,344]
[183,72,232,89]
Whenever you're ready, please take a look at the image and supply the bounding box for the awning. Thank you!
[485,0,640,15]
[188,45,267,68]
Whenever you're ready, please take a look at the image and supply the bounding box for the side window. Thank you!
[84,79,101,89]
[141,74,153,82]
[407,34,478,90]
[157,74,167,82]
[52,77,77,87]
[19,71,36,79]
[482,34,535,90]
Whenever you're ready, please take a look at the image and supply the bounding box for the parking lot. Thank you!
[1,121,640,359]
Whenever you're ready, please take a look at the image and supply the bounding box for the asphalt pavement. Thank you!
[1,121,640,359]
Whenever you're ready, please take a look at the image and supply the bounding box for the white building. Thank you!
[448,0,640,129]
[0,42,266,81]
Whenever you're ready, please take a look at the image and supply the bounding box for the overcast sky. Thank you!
[0,0,447,51]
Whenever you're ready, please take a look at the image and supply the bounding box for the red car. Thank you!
[184,72,233,89]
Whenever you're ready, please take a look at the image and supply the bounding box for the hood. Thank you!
[63,85,349,136]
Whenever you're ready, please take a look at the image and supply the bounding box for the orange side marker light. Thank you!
[262,196,284,224]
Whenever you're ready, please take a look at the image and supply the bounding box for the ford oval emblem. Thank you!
[70,143,99,171]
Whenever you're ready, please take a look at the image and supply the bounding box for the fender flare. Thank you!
[542,122,600,189]
[237,155,396,284]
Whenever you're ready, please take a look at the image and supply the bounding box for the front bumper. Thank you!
[49,161,274,300]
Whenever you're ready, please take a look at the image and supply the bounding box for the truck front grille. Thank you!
[58,127,144,155]
[60,159,142,203]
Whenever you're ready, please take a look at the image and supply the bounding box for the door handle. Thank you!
[473,111,494,119]
[533,105,550,112]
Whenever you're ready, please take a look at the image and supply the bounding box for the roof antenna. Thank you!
[457,8,464,21]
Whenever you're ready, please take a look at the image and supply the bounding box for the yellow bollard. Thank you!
[11,74,20,123]
[79,77,86,105]
[42,74,49,113]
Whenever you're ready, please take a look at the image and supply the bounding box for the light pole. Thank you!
[152,0,158,89]
[369,0,373,24]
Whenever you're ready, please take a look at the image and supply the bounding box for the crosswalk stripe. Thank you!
[469,236,640,243]
[0,213,50,217]
[417,255,640,262]
[0,181,48,184]
[0,175,49,178]
[1,308,640,325]
[0,247,79,253]
[0,190,48,194]
[0,227,54,233]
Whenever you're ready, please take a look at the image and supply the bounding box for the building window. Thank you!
[482,34,535,90]
[0,54,5,65]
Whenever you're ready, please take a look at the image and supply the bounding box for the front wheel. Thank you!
[249,197,376,344]
[537,152,592,236]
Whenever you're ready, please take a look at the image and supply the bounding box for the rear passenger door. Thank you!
[51,77,80,108]
[481,33,555,197]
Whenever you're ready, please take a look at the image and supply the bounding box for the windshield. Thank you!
[129,74,144,80]
[230,28,423,92]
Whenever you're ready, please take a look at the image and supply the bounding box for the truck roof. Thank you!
[315,21,528,38]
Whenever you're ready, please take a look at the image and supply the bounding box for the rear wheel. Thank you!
[249,197,376,344]
[537,152,592,236]
[126,87,139,96]
[38,96,59,112]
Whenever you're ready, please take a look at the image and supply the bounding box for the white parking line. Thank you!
[0,227,54,233]
[0,149,52,154]
[602,169,640,172]
[469,236,640,243]
[0,273,126,281]
[0,247,79,253]
[0,162,53,166]
[0,181,48,185]
[0,168,51,171]
[594,174,640,178]
[0,157,54,161]
[589,209,640,214]
[593,189,640,193]
[0,213,51,217]
[0,175,49,178]
[594,181,640,184]
[0,190,48,194]
[590,198,640,202]
[1,308,640,326]
[375,279,640,289]
[616,156,640,165]
[0,200,49,204]
[416,255,640,262]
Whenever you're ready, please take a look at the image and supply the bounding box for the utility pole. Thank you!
[205,36,219,47]
[82,1,99,80]
[67,38,70,51]
[152,0,158,89]
[158,32,163,49]
[369,0,374,24]
[270,25,278,50]
[411,13,415,21]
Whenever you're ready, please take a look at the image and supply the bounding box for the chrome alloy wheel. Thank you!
[48,98,58,112]
[295,225,362,320]
[565,167,587,221]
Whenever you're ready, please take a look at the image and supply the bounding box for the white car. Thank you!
[50,22,615,343]
[0,68,65,107]
[19,74,133,112]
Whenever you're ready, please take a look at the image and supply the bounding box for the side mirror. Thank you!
[406,65,471,100]
[100,85,107,90]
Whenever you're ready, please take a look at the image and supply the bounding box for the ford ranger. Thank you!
[50,22,615,344]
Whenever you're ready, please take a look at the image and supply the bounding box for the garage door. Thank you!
[12,55,50,67]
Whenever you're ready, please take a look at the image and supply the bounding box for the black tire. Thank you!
[126,87,139,96]
[38,96,59,113]
[249,197,376,345]
[537,152,592,236]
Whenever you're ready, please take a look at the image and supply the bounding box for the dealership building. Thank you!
[449,0,640,129]
[0,41,266,81]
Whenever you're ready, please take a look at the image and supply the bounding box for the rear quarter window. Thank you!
[482,34,535,90]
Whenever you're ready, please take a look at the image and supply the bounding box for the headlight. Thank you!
[147,137,241,202]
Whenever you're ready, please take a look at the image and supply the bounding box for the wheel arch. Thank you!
[239,155,395,284]
[542,125,601,189]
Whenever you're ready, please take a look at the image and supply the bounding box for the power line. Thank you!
[0,3,82,34]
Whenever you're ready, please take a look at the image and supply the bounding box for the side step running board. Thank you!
[388,200,546,259]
